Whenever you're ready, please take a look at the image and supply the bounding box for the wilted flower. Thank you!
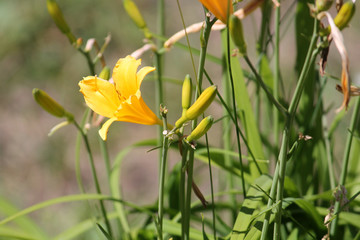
[79,56,162,140]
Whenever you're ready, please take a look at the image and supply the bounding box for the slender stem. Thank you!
[322,114,336,190]
[257,0,273,53]
[226,26,247,198]
[273,4,281,152]
[73,120,113,238]
[243,56,287,116]
[222,61,237,221]
[273,19,319,240]
[261,17,319,240]
[99,137,111,185]
[75,109,90,194]
[78,49,95,75]
[184,148,195,240]
[158,115,169,240]
[205,69,263,175]
[156,0,165,198]
[180,144,188,240]
[205,133,216,239]
[273,121,290,240]
[330,97,360,237]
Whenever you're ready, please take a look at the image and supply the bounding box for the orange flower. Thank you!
[79,56,162,140]
[198,0,233,24]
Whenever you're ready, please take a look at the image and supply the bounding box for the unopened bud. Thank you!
[33,88,66,118]
[334,1,355,30]
[99,66,111,80]
[316,0,333,12]
[175,85,217,128]
[320,1,355,35]
[182,75,192,110]
[229,15,247,55]
[47,0,76,43]
[123,0,147,29]
[186,116,214,142]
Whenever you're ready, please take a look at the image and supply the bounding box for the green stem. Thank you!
[75,109,90,194]
[78,49,95,75]
[99,137,111,185]
[330,97,360,237]
[322,114,336,190]
[204,69,263,175]
[158,115,169,240]
[185,148,195,240]
[273,19,319,240]
[156,0,165,196]
[180,144,188,240]
[273,4,281,152]
[205,133,217,239]
[257,0,273,54]
[73,120,113,238]
[222,60,237,222]
[226,26,247,198]
[260,17,319,240]
[243,56,287,116]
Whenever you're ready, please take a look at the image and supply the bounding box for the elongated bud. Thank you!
[334,1,355,30]
[182,75,192,110]
[123,0,147,29]
[47,0,76,43]
[316,0,333,12]
[175,85,217,128]
[229,15,247,55]
[33,88,66,118]
[186,116,214,142]
[99,66,111,80]
[320,1,355,35]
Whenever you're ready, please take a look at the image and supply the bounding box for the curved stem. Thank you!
[73,120,113,238]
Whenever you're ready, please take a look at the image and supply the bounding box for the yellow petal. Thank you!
[99,117,117,141]
[79,76,121,118]
[115,90,162,125]
[137,66,156,88]
[199,0,233,24]
[112,55,142,98]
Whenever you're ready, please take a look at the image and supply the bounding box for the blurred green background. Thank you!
[1,0,359,237]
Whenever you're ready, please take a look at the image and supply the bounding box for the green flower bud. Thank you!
[186,116,214,142]
[175,85,217,128]
[182,74,192,110]
[47,0,76,43]
[320,1,355,36]
[123,0,147,29]
[229,15,247,56]
[99,66,111,80]
[316,0,333,12]
[334,1,355,30]
[33,88,66,118]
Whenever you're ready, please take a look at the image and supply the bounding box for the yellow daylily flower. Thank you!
[198,0,233,24]
[79,55,162,140]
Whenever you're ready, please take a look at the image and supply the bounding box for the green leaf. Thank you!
[0,197,48,239]
[287,198,326,231]
[0,194,111,226]
[0,227,38,240]
[231,175,273,240]
[221,30,268,179]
